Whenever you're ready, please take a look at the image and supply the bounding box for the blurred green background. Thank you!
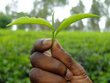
[0,0,110,83]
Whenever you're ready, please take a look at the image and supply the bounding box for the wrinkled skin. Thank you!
[29,39,93,83]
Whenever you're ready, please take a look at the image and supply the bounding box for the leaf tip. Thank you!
[89,13,100,18]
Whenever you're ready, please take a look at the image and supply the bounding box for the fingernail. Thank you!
[65,69,73,80]
[43,51,52,57]
[42,38,52,45]
[52,40,62,51]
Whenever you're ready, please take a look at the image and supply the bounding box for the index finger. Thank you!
[31,38,52,54]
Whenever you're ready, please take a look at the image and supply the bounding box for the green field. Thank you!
[0,29,110,83]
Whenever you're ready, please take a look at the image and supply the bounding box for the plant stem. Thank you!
[51,30,55,52]
[51,12,55,53]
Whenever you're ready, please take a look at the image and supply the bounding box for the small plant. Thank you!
[7,13,99,47]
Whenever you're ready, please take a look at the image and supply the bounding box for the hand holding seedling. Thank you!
[29,39,93,83]
[7,13,99,83]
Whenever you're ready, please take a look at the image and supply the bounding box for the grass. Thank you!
[0,29,110,83]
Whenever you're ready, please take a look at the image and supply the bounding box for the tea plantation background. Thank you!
[0,29,110,83]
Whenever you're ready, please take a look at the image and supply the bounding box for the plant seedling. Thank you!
[7,13,99,48]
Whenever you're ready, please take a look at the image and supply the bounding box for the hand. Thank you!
[29,39,93,83]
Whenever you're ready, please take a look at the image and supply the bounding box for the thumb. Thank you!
[51,40,93,82]
[51,40,74,70]
[51,40,86,75]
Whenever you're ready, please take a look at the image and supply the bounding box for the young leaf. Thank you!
[7,16,54,30]
[55,13,99,36]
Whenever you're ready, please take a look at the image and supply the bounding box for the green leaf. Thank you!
[7,16,54,30]
[55,13,99,36]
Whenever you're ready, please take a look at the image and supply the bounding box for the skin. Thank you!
[29,39,93,83]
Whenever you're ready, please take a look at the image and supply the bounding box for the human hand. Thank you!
[29,39,93,83]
